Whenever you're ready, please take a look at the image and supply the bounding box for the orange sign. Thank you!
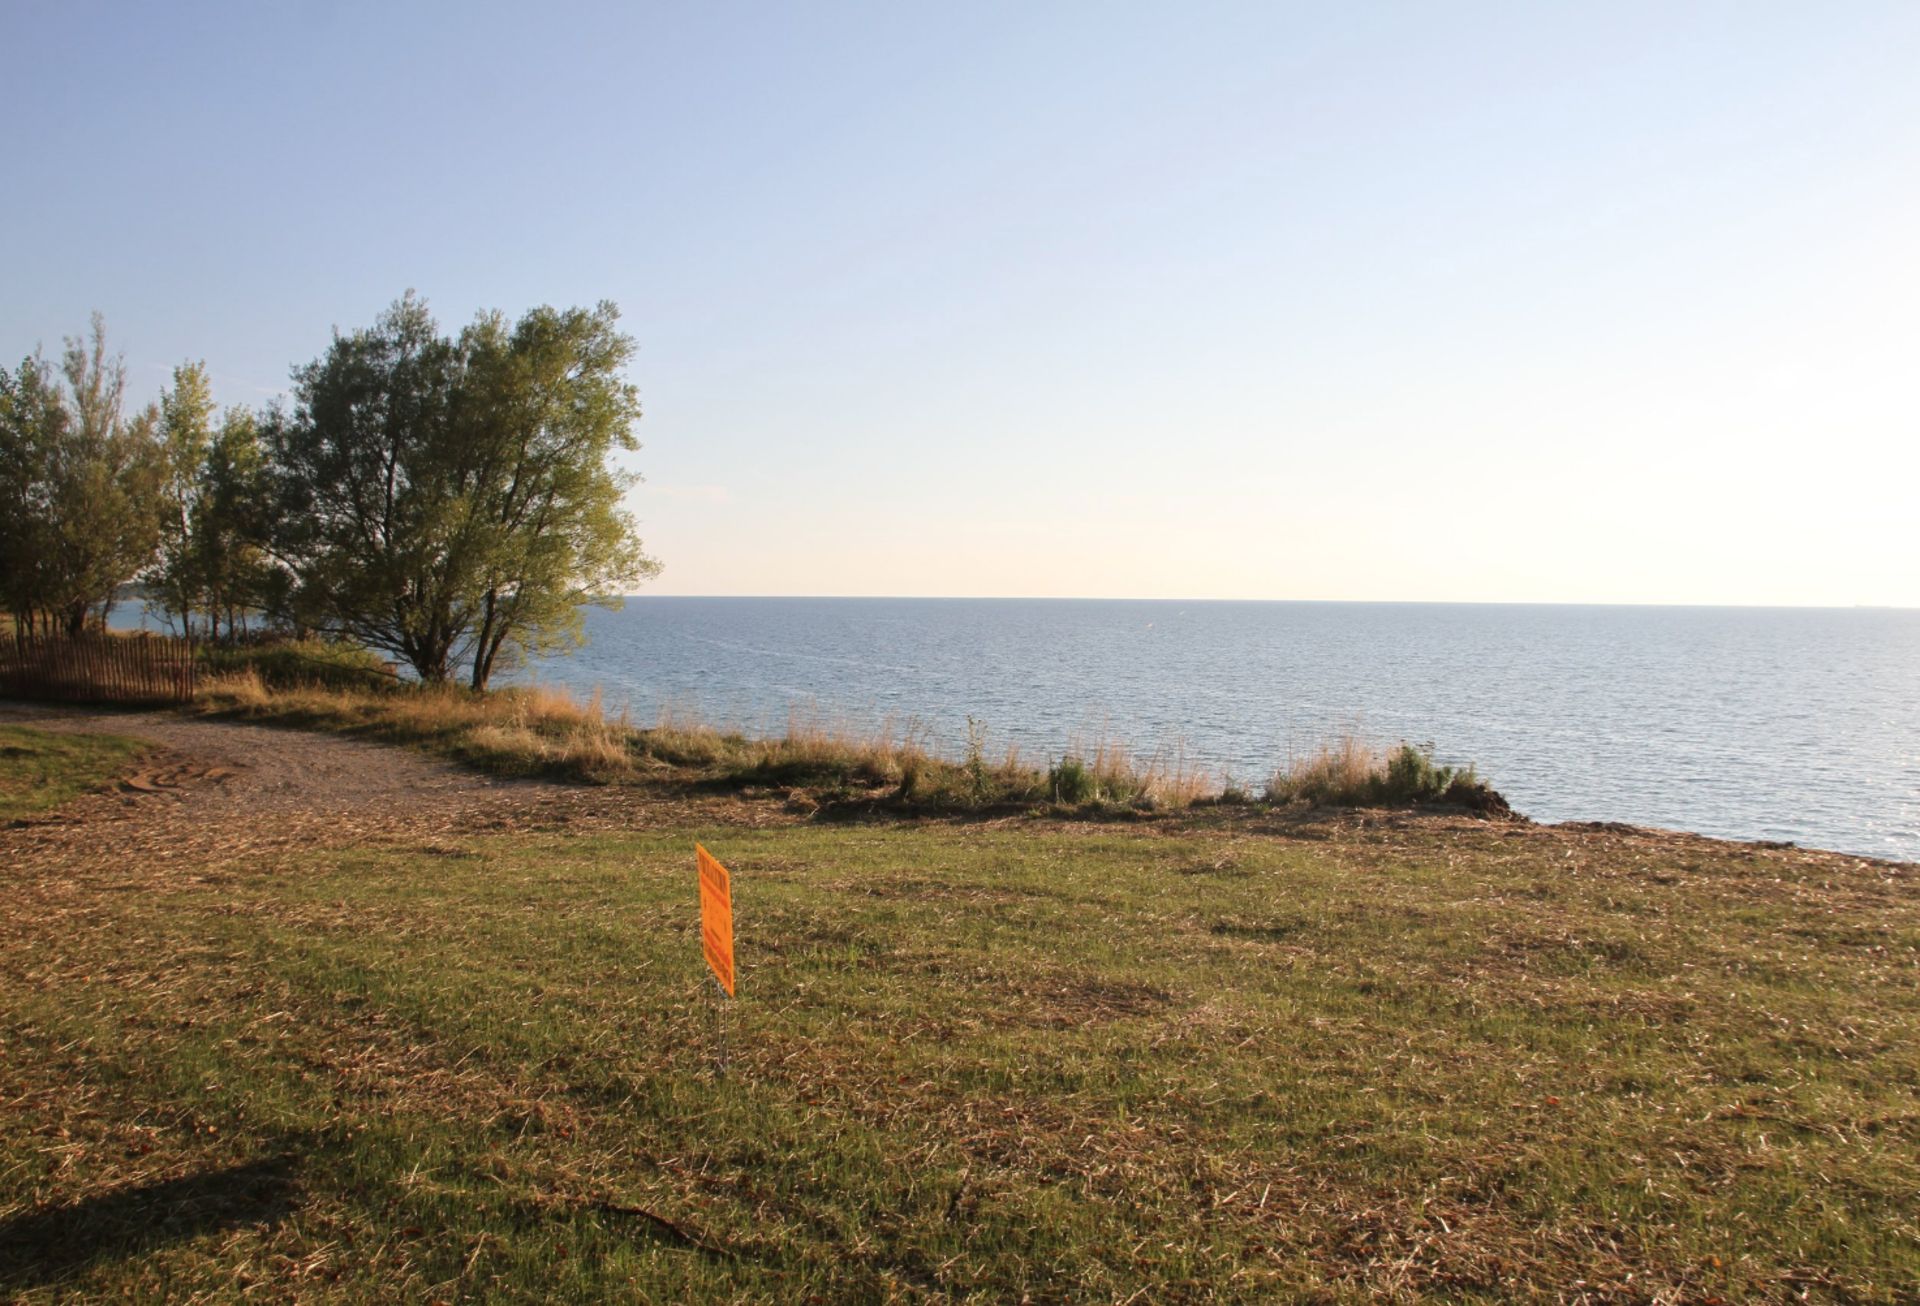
[696,844,735,996]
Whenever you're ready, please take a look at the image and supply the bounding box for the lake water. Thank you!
[116,596,1919,859]
[497,598,1919,862]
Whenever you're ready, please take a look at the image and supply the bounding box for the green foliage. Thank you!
[1380,742,1458,801]
[3,299,656,679]
[456,303,662,689]
[148,364,276,643]
[150,360,216,635]
[962,715,991,804]
[191,409,276,637]
[892,754,1043,809]
[1049,754,1096,804]
[0,317,166,635]
[0,357,64,627]
[1265,738,1487,809]
[267,294,661,685]
[264,294,472,678]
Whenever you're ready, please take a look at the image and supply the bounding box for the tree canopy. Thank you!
[2,298,660,684]
[267,294,659,684]
[0,317,165,635]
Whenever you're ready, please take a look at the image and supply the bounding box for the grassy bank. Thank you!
[192,661,1503,816]
[0,724,148,822]
[3,808,1915,1300]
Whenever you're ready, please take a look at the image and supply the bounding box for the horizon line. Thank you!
[616,594,1917,611]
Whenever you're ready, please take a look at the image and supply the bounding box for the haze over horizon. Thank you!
[603,594,1918,610]
[5,2,1916,608]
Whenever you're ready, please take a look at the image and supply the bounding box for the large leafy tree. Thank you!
[457,302,660,690]
[268,294,658,683]
[0,317,164,636]
[267,294,475,679]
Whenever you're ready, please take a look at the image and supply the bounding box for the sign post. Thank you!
[695,844,735,1075]
[696,844,735,996]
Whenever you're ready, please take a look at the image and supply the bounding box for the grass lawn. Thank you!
[2,812,1915,1301]
[0,724,149,822]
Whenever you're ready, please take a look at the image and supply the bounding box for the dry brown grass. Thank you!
[195,675,1492,814]
[765,705,935,777]
[1063,732,1215,807]
[199,672,639,781]
[1265,732,1489,807]
[1266,733,1384,804]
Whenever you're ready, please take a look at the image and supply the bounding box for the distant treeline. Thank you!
[0,296,658,688]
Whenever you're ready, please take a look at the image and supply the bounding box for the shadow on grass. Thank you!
[0,1152,302,1292]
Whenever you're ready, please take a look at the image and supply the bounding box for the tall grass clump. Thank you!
[1045,734,1211,809]
[1266,737,1491,809]
[1048,755,1097,804]
[631,705,742,768]
[631,705,1029,805]
[895,717,1044,808]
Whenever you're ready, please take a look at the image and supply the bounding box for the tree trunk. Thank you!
[470,588,500,691]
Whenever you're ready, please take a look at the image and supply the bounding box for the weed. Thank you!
[1382,741,1457,801]
[1266,735,1484,809]
[1050,755,1096,805]
[963,715,990,805]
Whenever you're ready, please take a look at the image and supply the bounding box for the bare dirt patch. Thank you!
[0,703,795,888]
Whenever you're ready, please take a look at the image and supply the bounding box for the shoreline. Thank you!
[98,603,1920,864]
[5,694,1911,870]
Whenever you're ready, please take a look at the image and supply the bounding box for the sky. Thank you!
[3,1,1916,606]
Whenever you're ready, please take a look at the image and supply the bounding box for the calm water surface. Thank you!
[504,599,1919,861]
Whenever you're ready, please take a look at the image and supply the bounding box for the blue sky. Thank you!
[5,1,1917,604]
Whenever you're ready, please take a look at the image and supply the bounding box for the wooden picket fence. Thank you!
[0,633,198,705]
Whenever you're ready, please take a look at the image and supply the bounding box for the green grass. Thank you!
[0,724,149,821]
[3,811,1915,1301]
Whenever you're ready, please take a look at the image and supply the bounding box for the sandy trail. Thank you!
[0,703,709,882]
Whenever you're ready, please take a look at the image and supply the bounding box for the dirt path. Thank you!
[0,703,771,883]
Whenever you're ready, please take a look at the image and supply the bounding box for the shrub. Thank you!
[1049,755,1096,805]
[1380,743,1457,802]
[1265,737,1487,809]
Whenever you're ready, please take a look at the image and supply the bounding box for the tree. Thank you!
[146,360,276,646]
[267,294,475,679]
[151,361,217,638]
[457,302,661,689]
[267,293,659,683]
[194,408,275,640]
[0,354,66,636]
[0,316,164,636]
